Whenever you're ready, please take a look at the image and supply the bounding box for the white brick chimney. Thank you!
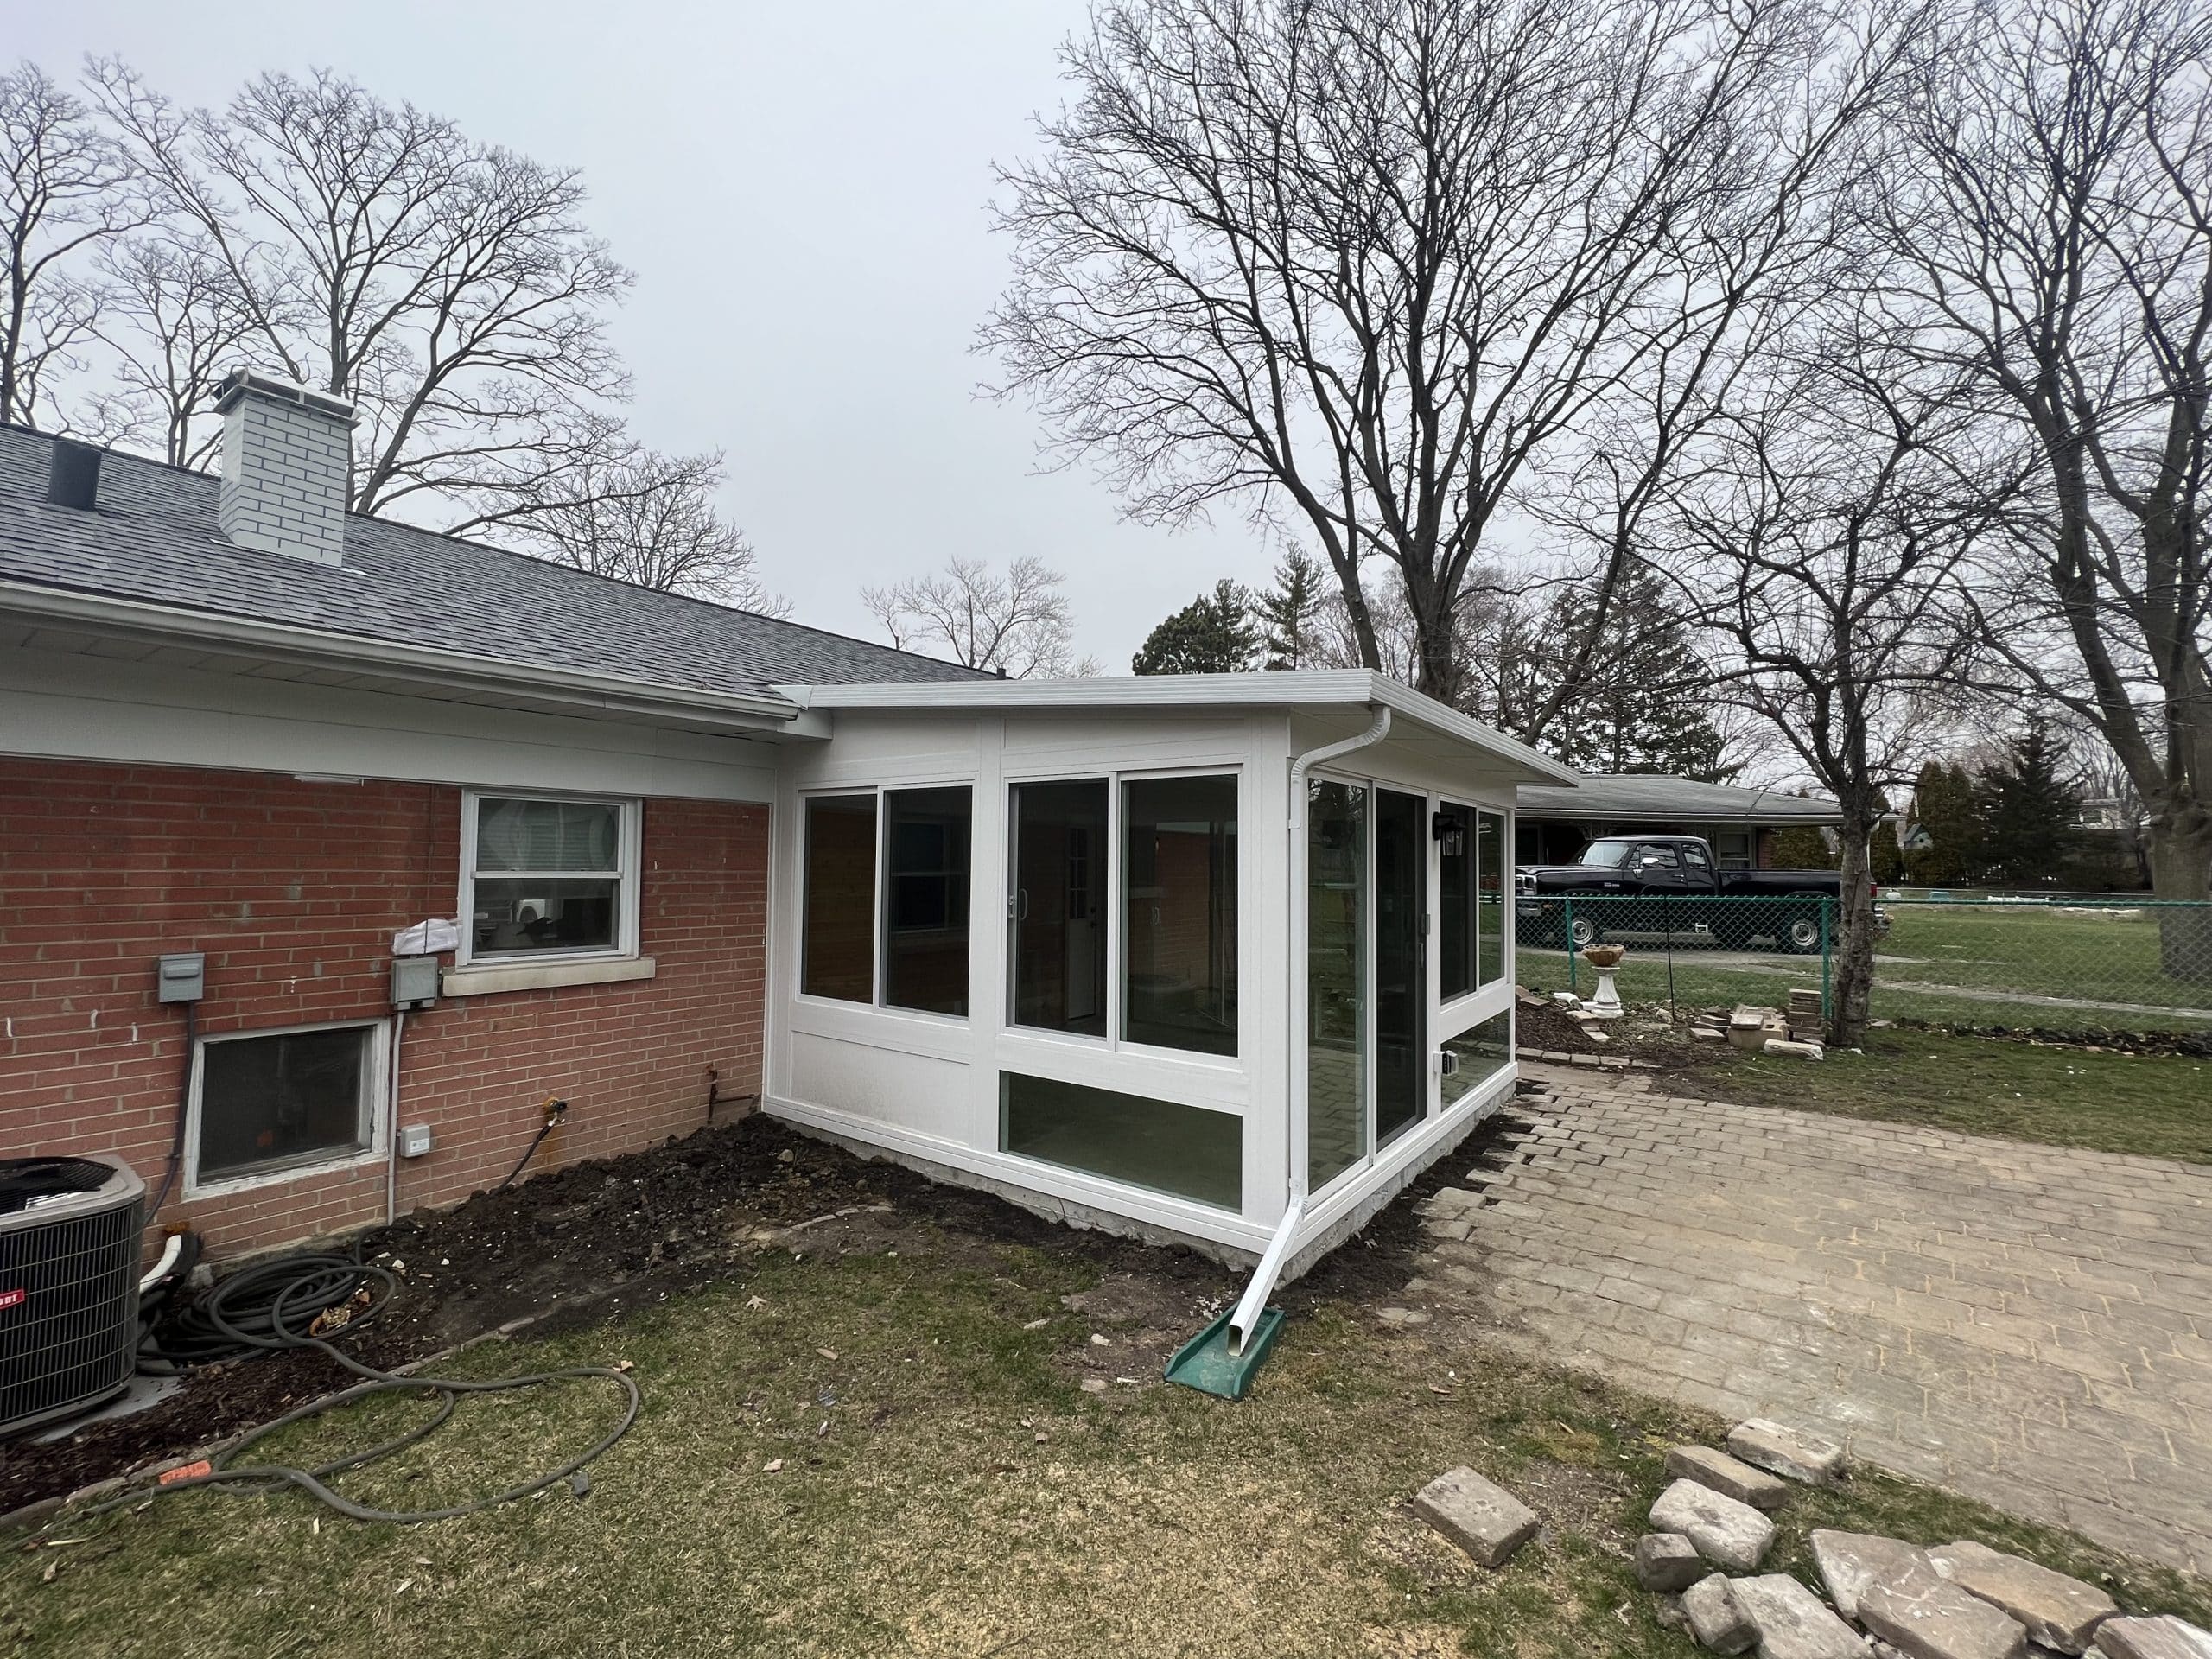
[215,369,356,564]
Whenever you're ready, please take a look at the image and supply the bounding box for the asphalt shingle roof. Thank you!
[0,425,987,699]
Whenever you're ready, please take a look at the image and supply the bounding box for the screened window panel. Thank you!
[475,798,620,872]
[1477,810,1506,985]
[1122,775,1237,1055]
[1009,780,1109,1036]
[803,796,878,1002]
[1438,803,1476,1001]
[883,787,971,1016]
[200,1027,372,1182]
[1001,1072,1239,1210]
[1306,779,1368,1190]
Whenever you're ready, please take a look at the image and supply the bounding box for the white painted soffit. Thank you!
[0,577,804,736]
[774,670,1584,786]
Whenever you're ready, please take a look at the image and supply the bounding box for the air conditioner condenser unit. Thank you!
[0,1154,145,1439]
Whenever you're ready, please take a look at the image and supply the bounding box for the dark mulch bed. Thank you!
[4,1076,1547,1522]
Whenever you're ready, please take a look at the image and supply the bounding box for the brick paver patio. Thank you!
[1407,1063,2212,1575]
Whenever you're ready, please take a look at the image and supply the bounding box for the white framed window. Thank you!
[798,785,975,1017]
[459,792,642,965]
[185,1020,388,1197]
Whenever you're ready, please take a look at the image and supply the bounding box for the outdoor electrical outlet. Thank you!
[399,1123,434,1159]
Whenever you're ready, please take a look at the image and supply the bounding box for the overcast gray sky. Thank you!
[17,1,1275,668]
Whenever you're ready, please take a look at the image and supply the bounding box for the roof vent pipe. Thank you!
[46,440,102,512]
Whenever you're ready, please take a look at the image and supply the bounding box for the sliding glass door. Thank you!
[1374,789,1427,1147]
[1306,779,1367,1190]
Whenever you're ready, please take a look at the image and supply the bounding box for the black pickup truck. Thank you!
[1515,833,1874,954]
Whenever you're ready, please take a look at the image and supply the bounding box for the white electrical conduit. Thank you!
[386,1008,407,1227]
[1226,705,1392,1355]
[137,1230,184,1294]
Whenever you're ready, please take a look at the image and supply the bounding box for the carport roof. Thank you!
[1516,775,1844,825]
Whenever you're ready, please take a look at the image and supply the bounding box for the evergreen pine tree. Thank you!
[1976,719,2082,886]
[1537,570,1735,779]
[1255,552,1328,671]
[1131,580,1260,674]
[1906,759,1981,886]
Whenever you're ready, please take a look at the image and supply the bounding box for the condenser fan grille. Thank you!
[0,1154,144,1439]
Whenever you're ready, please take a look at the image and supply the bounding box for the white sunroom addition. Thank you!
[761,671,1578,1302]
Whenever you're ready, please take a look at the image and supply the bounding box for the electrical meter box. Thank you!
[391,956,440,1011]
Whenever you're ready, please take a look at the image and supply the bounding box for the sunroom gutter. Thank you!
[1226,702,1394,1356]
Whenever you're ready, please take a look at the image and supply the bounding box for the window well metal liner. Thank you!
[0,1154,145,1440]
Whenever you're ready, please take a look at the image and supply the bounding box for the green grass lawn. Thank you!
[1522,896,2212,1035]
[1674,1027,2212,1165]
[7,1217,2208,1657]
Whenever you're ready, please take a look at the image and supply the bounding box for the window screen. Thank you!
[1009,779,1109,1036]
[470,796,624,957]
[1439,803,1476,1001]
[198,1026,375,1183]
[1122,775,1237,1055]
[1477,809,1506,984]
[883,787,971,1015]
[803,796,878,1002]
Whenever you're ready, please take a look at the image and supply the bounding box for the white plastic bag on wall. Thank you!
[392,918,461,957]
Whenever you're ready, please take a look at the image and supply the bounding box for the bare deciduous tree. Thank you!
[1885,0,2212,967]
[83,231,252,467]
[92,62,632,527]
[517,447,787,613]
[863,556,1088,677]
[1671,341,1995,1042]
[984,0,1908,706]
[2,60,143,428]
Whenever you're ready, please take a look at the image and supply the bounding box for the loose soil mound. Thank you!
[4,1103,1524,1519]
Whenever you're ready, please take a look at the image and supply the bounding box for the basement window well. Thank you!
[188,1022,384,1191]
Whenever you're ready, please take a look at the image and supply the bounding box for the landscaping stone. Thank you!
[1812,1529,1934,1624]
[1410,1466,1540,1567]
[1682,1573,1758,1656]
[1928,1541,2117,1655]
[2096,1618,2212,1659]
[1728,1573,1868,1659]
[1763,1037,1826,1060]
[1649,1478,1776,1572]
[1691,1024,1727,1042]
[1859,1556,2028,1659]
[1665,1443,1793,1511]
[1726,1417,1847,1485]
[1635,1531,1707,1592]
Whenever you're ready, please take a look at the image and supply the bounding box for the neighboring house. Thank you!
[1516,775,1841,869]
[0,374,1571,1306]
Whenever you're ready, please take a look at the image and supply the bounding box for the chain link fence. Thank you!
[1513,892,2212,1038]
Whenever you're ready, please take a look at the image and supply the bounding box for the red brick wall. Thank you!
[0,760,766,1258]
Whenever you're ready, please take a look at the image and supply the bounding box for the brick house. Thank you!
[1,373,1573,1335]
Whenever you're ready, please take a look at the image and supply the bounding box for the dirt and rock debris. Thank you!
[3,1102,1526,1520]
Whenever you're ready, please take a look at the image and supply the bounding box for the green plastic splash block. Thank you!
[1161,1305,1285,1401]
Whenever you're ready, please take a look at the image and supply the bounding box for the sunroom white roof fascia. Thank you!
[774,670,1583,788]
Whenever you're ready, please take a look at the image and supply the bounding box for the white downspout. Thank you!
[1227,703,1391,1354]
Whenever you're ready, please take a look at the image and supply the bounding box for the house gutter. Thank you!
[1226,704,1392,1355]
[0,578,802,732]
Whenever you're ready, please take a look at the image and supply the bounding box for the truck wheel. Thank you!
[1568,913,1605,950]
[1781,912,1824,954]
